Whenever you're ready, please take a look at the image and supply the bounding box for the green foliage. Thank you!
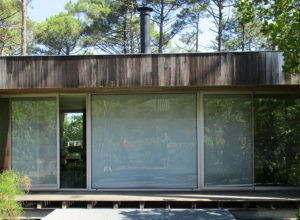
[174,0,209,52]
[254,96,300,186]
[33,12,84,55]
[236,0,300,74]
[66,0,142,54]
[207,0,231,51]
[61,113,85,188]
[11,98,57,186]
[204,95,253,185]
[63,114,83,147]
[65,0,110,22]
[1,0,298,58]
[0,0,22,55]
[0,170,30,220]
[144,0,184,53]
[223,6,268,51]
[296,209,300,219]
[0,0,33,55]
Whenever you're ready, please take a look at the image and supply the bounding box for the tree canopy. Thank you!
[33,12,84,55]
[235,0,300,74]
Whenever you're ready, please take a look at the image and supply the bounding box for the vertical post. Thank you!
[138,7,153,53]
[57,95,60,189]
[139,201,145,209]
[87,94,92,190]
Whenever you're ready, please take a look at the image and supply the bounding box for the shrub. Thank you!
[0,171,30,220]
[296,209,300,219]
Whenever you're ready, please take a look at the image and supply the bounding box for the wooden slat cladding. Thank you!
[0,52,299,90]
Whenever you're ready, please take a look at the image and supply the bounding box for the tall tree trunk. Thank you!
[248,39,251,51]
[241,22,245,51]
[129,0,134,53]
[21,0,26,55]
[272,0,278,51]
[196,15,199,52]
[0,47,4,56]
[123,16,127,54]
[158,0,164,53]
[1,44,5,56]
[1,31,8,56]
[217,0,223,52]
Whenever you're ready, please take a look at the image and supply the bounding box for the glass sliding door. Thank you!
[91,94,197,189]
[254,95,300,186]
[204,94,253,187]
[11,98,57,188]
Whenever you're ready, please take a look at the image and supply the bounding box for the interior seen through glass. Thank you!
[91,94,197,189]
[60,95,86,188]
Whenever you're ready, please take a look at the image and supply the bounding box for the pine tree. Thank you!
[173,0,209,52]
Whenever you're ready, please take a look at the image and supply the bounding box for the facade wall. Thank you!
[0,91,299,191]
[0,52,299,91]
[0,52,299,191]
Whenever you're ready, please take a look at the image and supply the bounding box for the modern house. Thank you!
[0,51,299,192]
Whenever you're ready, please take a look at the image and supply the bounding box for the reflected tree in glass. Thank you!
[11,98,57,188]
[254,95,300,186]
[204,95,253,186]
[91,94,197,189]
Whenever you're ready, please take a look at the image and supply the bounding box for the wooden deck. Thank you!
[16,191,300,202]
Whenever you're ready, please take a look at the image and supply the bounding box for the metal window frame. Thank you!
[87,94,92,190]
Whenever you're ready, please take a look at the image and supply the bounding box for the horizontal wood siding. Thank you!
[0,52,298,90]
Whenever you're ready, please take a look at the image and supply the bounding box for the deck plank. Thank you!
[16,191,300,202]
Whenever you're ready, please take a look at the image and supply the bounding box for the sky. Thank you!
[28,0,217,52]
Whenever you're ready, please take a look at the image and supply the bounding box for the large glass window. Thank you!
[11,98,57,188]
[204,94,253,186]
[254,95,300,186]
[91,94,197,189]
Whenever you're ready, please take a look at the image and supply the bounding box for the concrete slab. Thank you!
[42,208,236,220]
[23,209,54,219]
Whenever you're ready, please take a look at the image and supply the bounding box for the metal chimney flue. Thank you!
[138,6,153,53]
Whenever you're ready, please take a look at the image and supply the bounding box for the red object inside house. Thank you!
[124,140,129,148]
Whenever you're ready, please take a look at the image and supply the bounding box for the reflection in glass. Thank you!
[91,94,197,189]
[11,98,57,188]
[254,95,300,186]
[204,95,253,186]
